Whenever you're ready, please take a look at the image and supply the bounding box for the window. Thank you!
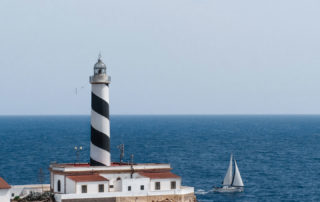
[57,180,61,192]
[109,185,114,188]
[171,181,176,189]
[128,186,131,191]
[99,184,104,192]
[140,185,144,190]
[155,182,160,190]
[81,185,87,193]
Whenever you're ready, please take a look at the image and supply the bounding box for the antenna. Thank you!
[130,154,134,178]
[98,52,102,60]
[130,154,134,165]
[38,168,44,193]
[117,144,125,163]
[74,146,83,163]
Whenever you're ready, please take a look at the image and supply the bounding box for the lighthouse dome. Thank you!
[94,57,106,75]
[94,59,106,69]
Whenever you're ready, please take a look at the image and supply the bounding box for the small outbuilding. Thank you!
[0,177,11,202]
[66,174,109,194]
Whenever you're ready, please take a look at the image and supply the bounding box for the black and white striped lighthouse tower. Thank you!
[89,55,111,166]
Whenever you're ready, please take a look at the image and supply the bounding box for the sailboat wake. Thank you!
[195,189,211,195]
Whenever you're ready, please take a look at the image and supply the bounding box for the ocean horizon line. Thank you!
[1,114,320,116]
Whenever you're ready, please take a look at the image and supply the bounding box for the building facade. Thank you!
[50,163,195,202]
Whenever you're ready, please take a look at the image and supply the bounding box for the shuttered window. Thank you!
[155,182,160,190]
[99,184,104,192]
[171,181,176,189]
[82,185,87,193]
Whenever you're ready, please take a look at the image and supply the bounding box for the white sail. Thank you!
[223,154,233,186]
[232,159,244,187]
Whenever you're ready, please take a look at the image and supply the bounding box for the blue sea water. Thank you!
[1,115,320,201]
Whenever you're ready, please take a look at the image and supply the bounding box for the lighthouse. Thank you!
[49,56,196,202]
[89,55,111,166]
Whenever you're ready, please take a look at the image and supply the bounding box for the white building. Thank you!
[50,56,196,202]
[50,163,195,202]
[0,177,11,202]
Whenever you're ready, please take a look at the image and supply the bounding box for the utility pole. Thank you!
[130,154,134,178]
[117,144,125,163]
[38,168,44,193]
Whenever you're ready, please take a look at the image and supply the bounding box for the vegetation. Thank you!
[12,192,54,202]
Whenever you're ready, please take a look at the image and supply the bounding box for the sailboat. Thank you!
[214,154,244,192]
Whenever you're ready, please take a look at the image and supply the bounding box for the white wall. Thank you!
[100,173,182,193]
[150,178,181,191]
[121,178,149,195]
[53,174,65,193]
[0,189,10,202]
[52,172,181,196]
[75,181,109,194]
[100,173,135,192]
[66,178,76,194]
[113,177,122,192]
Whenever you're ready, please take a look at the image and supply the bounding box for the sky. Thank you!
[0,0,320,115]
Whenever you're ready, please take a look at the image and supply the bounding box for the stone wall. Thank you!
[120,194,196,202]
[61,194,196,202]
[62,198,116,202]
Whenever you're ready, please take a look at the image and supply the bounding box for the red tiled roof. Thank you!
[67,175,108,182]
[139,172,180,179]
[0,177,11,189]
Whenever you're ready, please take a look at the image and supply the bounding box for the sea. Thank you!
[0,115,320,201]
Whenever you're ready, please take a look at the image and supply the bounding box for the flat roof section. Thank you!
[50,163,171,173]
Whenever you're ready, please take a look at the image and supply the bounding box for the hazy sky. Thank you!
[0,0,320,115]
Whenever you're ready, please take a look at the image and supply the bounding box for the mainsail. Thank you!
[223,154,233,186]
[232,159,244,187]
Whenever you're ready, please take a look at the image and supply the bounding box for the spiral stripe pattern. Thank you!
[90,83,111,166]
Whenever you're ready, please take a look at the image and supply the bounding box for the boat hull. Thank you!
[214,186,244,193]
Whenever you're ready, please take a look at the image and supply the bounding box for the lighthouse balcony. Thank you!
[90,75,111,84]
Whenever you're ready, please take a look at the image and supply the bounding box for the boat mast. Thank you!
[231,157,236,186]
